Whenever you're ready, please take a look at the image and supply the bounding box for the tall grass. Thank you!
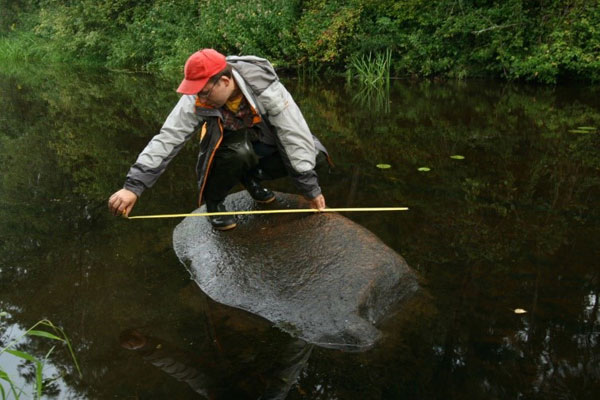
[0,33,48,64]
[347,49,392,113]
[348,49,392,87]
[0,32,102,72]
[0,312,81,399]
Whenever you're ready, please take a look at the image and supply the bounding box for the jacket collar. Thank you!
[232,69,265,115]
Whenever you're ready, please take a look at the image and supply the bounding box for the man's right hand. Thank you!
[108,189,138,217]
[309,194,326,211]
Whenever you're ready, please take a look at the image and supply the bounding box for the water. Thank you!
[0,66,599,399]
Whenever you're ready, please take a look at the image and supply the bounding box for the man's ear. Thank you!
[221,76,232,87]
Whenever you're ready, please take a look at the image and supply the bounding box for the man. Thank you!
[108,49,330,230]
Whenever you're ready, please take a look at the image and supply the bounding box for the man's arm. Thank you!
[257,81,325,208]
[108,95,200,216]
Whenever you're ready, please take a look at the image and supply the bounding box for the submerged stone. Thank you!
[173,191,420,351]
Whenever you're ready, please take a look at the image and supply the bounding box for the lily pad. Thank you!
[376,164,391,169]
[417,167,431,172]
[450,155,465,160]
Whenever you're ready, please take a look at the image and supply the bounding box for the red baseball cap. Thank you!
[176,49,227,94]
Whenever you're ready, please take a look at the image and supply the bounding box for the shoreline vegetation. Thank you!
[1,0,599,83]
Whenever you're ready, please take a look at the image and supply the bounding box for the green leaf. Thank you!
[5,349,38,364]
[28,330,64,342]
[0,370,21,399]
[44,346,57,361]
[418,167,431,172]
[36,362,42,398]
[450,155,465,160]
[376,163,391,169]
[0,375,19,400]
[576,126,596,131]
[569,129,590,134]
[5,350,43,397]
[0,311,8,317]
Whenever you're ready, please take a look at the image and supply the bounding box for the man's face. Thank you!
[198,76,235,108]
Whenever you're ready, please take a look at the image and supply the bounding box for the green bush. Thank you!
[1,0,599,82]
[195,0,300,66]
[296,0,362,65]
[106,0,198,71]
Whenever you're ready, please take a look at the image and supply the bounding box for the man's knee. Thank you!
[214,136,259,174]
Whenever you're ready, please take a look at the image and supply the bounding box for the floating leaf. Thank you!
[376,163,391,169]
[417,167,431,172]
[450,155,465,160]
[577,126,596,131]
[514,308,527,314]
[569,129,590,134]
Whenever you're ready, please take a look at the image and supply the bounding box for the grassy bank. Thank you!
[1,0,600,83]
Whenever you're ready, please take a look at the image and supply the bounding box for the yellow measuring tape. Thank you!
[126,207,409,220]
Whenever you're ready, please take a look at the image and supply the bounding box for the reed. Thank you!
[349,49,392,87]
[0,313,81,399]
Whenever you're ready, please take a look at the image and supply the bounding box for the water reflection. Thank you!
[349,82,391,114]
[119,324,312,399]
[0,65,599,398]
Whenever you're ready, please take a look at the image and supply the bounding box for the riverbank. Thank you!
[2,0,599,83]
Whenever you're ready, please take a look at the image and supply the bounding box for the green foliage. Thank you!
[27,0,302,71]
[349,49,391,86]
[105,0,198,71]
[0,0,36,35]
[34,0,146,66]
[1,1,600,82]
[296,0,362,65]
[0,314,81,399]
[196,0,300,67]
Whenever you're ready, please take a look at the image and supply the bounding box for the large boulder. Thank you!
[173,191,420,350]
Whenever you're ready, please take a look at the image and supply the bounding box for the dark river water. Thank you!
[0,64,599,399]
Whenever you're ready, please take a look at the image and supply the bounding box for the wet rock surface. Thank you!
[173,191,420,350]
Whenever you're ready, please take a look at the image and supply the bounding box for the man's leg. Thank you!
[234,141,278,203]
[249,142,288,181]
[251,142,329,182]
[203,130,259,230]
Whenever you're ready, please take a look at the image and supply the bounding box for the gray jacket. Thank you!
[123,56,327,202]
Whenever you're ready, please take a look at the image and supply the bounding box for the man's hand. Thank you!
[108,189,138,217]
[309,194,326,211]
